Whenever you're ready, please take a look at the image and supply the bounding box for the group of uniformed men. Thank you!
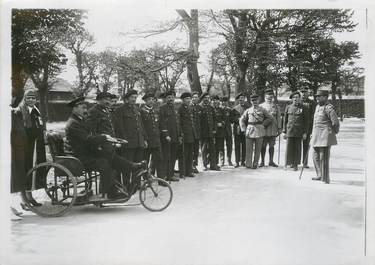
[64,86,340,199]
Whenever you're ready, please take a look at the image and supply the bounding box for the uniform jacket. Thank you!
[240,106,272,138]
[231,104,247,136]
[213,106,226,138]
[259,102,282,137]
[283,103,309,137]
[302,98,317,135]
[311,103,340,147]
[113,103,146,148]
[178,103,196,144]
[199,102,216,138]
[140,105,161,148]
[65,114,108,162]
[86,104,115,136]
[222,106,233,138]
[159,102,180,143]
[191,103,202,140]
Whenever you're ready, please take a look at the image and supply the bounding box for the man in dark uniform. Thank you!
[140,93,165,180]
[212,95,225,167]
[113,90,147,185]
[221,96,233,166]
[178,92,196,178]
[200,92,220,171]
[159,90,181,181]
[299,87,316,168]
[65,97,145,199]
[231,93,248,167]
[283,91,309,171]
[190,92,202,173]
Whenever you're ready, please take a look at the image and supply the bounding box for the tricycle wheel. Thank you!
[139,178,173,212]
[21,162,77,217]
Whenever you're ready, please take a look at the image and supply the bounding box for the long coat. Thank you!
[302,98,317,135]
[191,103,202,140]
[212,106,226,138]
[310,103,340,147]
[222,106,233,138]
[283,103,309,137]
[199,102,216,138]
[259,102,282,137]
[178,103,196,144]
[159,103,180,143]
[140,105,161,148]
[86,104,115,136]
[113,103,146,148]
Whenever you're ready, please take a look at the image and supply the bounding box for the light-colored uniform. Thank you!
[311,103,340,183]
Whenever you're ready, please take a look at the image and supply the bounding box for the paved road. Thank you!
[7,119,365,265]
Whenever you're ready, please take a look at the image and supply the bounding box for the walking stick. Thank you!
[299,143,310,180]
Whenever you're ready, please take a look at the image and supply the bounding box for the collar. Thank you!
[27,105,40,114]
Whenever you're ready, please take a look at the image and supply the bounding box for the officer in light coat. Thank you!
[311,90,340,184]
[240,94,272,169]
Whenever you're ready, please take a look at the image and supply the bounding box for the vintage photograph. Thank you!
[0,1,371,265]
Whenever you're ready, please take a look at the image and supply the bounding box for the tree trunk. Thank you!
[11,65,29,106]
[236,63,247,95]
[255,63,268,94]
[38,86,49,125]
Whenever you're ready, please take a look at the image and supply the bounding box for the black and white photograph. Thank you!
[1,0,374,264]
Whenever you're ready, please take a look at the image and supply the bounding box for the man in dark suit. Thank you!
[231,93,248,167]
[86,92,115,136]
[65,97,145,199]
[221,96,233,167]
[159,90,181,181]
[178,92,196,178]
[200,92,220,171]
[140,93,165,180]
[190,92,201,173]
[212,95,225,167]
[113,90,147,185]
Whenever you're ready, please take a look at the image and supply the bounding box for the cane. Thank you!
[299,143,310,180]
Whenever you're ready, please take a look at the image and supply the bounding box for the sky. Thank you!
[58,6,368,87]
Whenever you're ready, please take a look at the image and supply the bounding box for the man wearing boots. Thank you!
[259,89,282,167]
[311,90,340,184]
[221,96,233,166]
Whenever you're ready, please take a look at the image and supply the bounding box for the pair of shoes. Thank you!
[312,177,322,181]
[259,162,265,168]
[179,174,186,179]
[29,198,42,207]
[303,165,310,169]
[168,176,180,182]
[210,166,221,171]
[293,166,298,171]
[228,161,234,167]
[234,163,240,168]
[240,162,246,167]
[193,167,199,173]
[203,166,209,171]
[252,165,258,169]
[187,174,196,178]
[269,162,279,167]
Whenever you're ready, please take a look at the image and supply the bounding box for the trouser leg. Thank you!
[202,138,209,168]
[161,141,171,179]
[313,147,321,178]
[322,147,331,183]
[268,136,276,163]
[303,135,311,166]
[120,148,136,186]
[88,158,113,194]
[169,142,178,178]
[226,135,233,164]
[260,137,268,164]
[151,146,164,179]
[294,137,302,166]
[241,135,246,164]
[209,137,217,169]
[216,137,224,165]
[253,137,263,167]
[245,138,254,168]
[177,143,183,176]
[234,135,241,164]
[193,139,200,167]
[183,142,193,176]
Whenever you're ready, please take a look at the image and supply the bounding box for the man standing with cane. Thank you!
[310,90,340,184]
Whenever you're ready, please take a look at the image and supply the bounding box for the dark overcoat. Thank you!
[140,106,161,148]
[159,103,180,143]
[178,104,196,144]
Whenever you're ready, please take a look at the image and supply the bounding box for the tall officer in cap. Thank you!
[113,89,147,186]
[231,93,248,167]
[212,95,226,167]
[190,92,202,173]
[65,97,145,199]
[283,91,309,171]
[159,90,181,181]
[259,89,282,167]
[199,92,220,171]
[299,86,316,168]
[311,90,340,184]
[140,93,165,180]
[240,94,272,169]
[178,92,196,178]
[86,91,116,136]
[221,96,233,166]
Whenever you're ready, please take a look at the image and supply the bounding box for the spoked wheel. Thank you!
[139,177,173,212]
[21,162,77,217]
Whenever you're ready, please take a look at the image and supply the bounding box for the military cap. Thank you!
[264,89,274,95]
[24,89,37,98]
[211,95,220,100]
[96,91,112,100]
[110,93,118,99]
[289,91,301,99]
[123,89,138,99]
[235,93,246,100]
[180,92,192,99]
[250,94,259,100]
[165,90,176,97]
[200,92,210,100]
[67,96,85,108]
[192,91,200,97]
[142,93,155,101]
[314,90,329,97]
[221,96,229,102]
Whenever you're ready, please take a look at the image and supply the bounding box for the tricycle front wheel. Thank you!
[139,178,173,212]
